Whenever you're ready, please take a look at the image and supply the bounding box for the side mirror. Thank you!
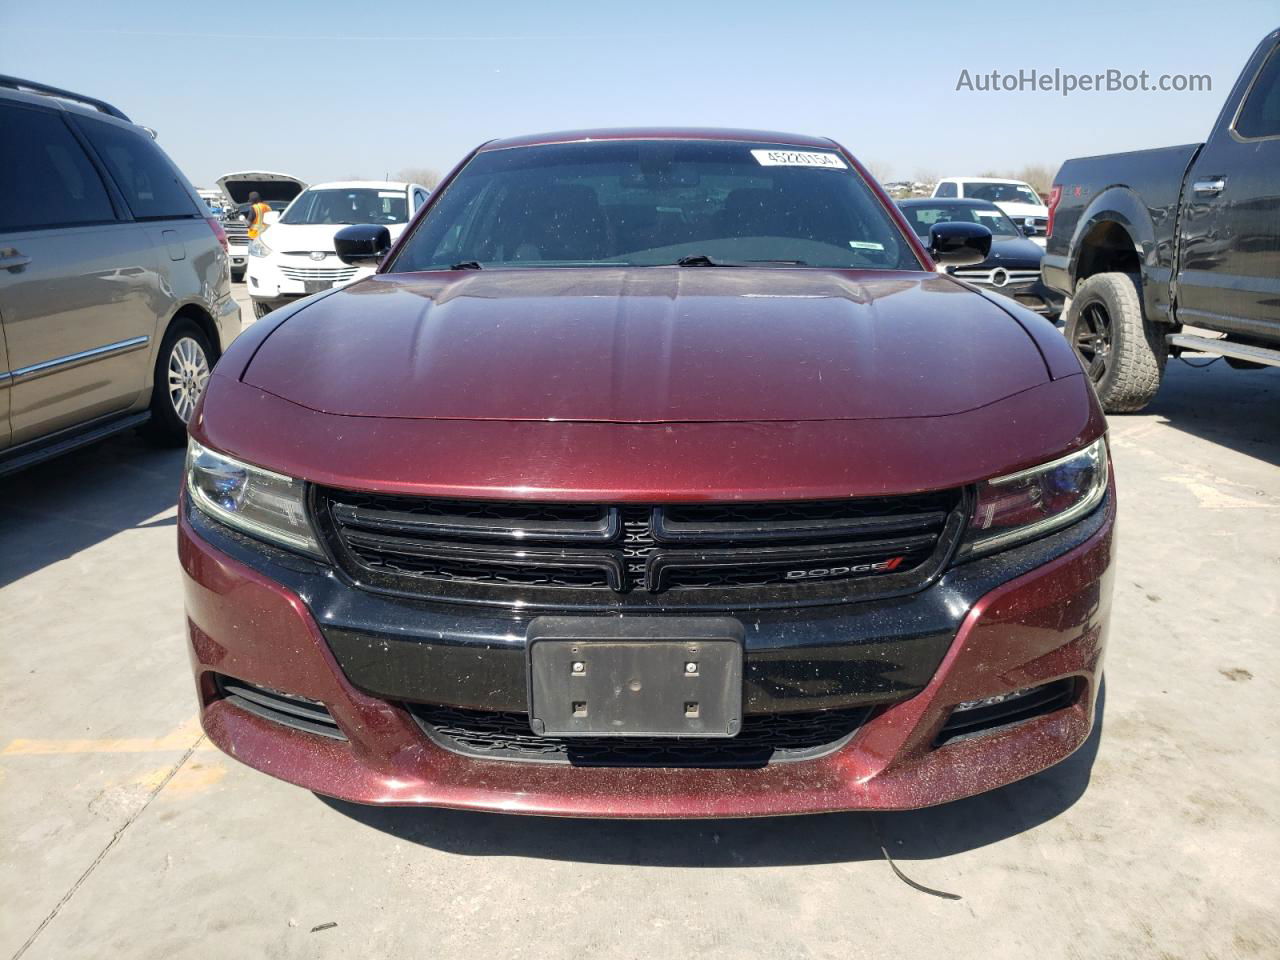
[263,210,280,226]
[1021,220,1040,237]
[929,222,992,266]
[335,224,392,267]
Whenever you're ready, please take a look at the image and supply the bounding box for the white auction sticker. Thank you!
[849,240,885,251]
[750,149,847,169]
[378,191,401,198]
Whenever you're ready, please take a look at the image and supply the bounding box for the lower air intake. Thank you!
[408,703,872,768]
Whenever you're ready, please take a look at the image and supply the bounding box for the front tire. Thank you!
[1065,272,1167,413]
[143,319,213,444]
[253,300,273,319]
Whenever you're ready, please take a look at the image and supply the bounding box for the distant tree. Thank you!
[1016,163,1055,195]
[911,169,937,195]
[396,167,442,189]
[863,160,892,184]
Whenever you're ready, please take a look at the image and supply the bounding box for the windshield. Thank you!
[389,140,920,272]
[963,182,1042,206]
[281,188,408,225]
[900,202,1022,239]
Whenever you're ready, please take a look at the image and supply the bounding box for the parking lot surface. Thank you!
[2,297,1278,958]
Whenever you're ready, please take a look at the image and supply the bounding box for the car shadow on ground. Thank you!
[1145,361,1280,467]
[0,433,184,588]
[319,684,1105,868]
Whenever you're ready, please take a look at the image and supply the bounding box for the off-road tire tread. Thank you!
[1069,272,1166,413]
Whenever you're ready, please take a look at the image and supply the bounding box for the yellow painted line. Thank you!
[164,760,227,794]
[1,716,211,756]
[1163,473,1277,511]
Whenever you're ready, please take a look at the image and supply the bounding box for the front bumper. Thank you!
[964,278,1065,319]
[246,252,370,301]
[180,483,1115,817]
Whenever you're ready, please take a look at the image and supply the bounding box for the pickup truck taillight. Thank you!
[206,217,229,253]
[1046,185,1062,239]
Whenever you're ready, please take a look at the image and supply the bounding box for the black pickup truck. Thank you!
[1043,28,1280,412]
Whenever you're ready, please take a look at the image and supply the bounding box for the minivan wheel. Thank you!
[1065,272,1167,413]
[253,301,273,319]
[143,319,213,444]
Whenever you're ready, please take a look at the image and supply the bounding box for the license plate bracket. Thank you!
[526,617,744,738]
[303,280,331,295]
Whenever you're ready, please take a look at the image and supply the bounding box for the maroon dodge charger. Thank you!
[180,129,1113,816]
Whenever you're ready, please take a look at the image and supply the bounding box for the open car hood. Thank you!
[215,171,308,206]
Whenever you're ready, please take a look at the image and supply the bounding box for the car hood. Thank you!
[242,268,1051,422]
[992,201,1048,219]
[978,235,1045,268]
[260,221,410,254]
[215,171,308,205]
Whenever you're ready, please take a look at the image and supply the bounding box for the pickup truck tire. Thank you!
[143,319,213,445]
[1066,272,1167,413]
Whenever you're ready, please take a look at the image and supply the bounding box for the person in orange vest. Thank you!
[245,192,272,240]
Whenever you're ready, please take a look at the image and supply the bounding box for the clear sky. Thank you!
[2,0,1277,188]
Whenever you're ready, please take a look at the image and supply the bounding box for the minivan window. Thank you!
[282,188,409,225]
[1235,46,1280,138]
[390,140,920,272]
[76,117,199,220]
[935,181,958,198]
[0,104,115,231]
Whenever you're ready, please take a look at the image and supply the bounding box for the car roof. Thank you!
[899,197,1002,208]
[940,176,1034,184]
[479,127,839,152]
[0,75,134,124]
[306,180,414,190]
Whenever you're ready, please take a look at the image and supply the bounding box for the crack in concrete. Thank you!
[9,735,206,960]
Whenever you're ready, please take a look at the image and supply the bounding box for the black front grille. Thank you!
[410,703,871,767]
[315,488,966,610]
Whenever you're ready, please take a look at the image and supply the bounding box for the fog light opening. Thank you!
[936,678,1078,746]
[214,674,347,741]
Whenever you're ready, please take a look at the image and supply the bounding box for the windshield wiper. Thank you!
[450,260,483,270]
[671,255,809,267]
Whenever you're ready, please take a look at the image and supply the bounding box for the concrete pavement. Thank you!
[2,316,1277,958]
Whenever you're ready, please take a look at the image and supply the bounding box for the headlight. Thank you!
[186,440,322,557]
[247,238,270,257]
[959,437,1108,558]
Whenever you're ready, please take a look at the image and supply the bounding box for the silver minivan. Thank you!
[0,76,241,474]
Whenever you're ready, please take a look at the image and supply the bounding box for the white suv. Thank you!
[932,177,1048,246]
[247,180,430,317]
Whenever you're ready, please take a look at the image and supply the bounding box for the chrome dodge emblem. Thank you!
[309,251,326,261]
[991,267,1009,287]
